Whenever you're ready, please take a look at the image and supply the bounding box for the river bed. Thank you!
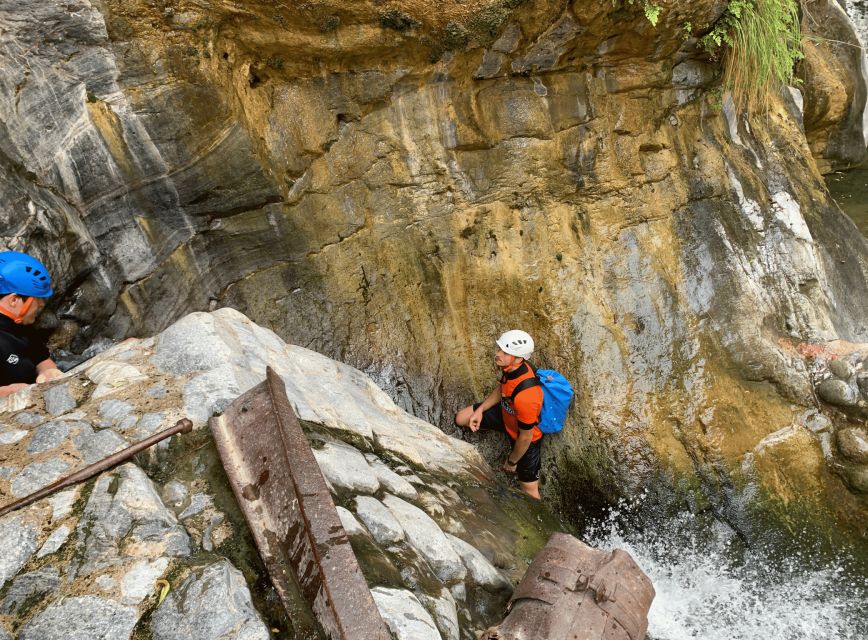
[826,168,868,237]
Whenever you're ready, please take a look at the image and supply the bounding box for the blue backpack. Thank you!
[509,367,575,433]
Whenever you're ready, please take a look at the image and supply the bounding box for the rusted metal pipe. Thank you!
[0,418,193,518]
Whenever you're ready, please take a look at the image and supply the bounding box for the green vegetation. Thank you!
[701,0,803,112]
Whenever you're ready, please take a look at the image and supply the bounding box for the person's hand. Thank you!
[502,458,518,473]
[469,409,483,432]
[0,383,30,398]
[36,368,63,384]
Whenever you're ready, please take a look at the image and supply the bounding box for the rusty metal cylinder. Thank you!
[482,532,655,640]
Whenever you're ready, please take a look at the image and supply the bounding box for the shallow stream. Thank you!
[826,168,868,237]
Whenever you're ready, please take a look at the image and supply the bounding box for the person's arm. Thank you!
[35,358,63,383]
[503,428,533,472]
[468,386,501,432]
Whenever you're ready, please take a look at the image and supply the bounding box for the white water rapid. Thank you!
[584,500,868,640]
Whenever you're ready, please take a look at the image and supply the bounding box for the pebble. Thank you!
[11,459,69,498]
[27,421,72,454]
[0,429,28,445]
[837,427,868,464]
[371,587,441,640]
[817,378,858,406]
[99,400,134,423]
[36,525,71,558]
[162,480,188,506]
[48,488,78,521]
[17,595,139,640]
[829,359,854,380]
[42,383,76,416]
[14,411,43,425]
[179,492,212,520]
[151,560,270,640]
[121,558,169,604]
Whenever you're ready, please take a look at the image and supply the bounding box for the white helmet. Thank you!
[496,330,534,359]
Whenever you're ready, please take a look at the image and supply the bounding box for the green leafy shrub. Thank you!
[701,0,803,112]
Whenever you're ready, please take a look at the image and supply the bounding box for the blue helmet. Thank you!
[0,251,53,298]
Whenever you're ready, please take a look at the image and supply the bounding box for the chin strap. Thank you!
[0,296,33,324]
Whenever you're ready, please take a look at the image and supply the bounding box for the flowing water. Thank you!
[584,497,868,640]
[826,168,868,238]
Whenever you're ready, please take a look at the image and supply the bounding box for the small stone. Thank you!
[99,400,134,422]
[179,492,212,520]
[836,428,868,464]
[37,525,72,558]
[336,506,366,536]
[74,430,128,464]
[87,361,147,398]
[121,558,169,605]
[382,494,466,583]
[800,410,830,433]
[446,534,512,593]
[95,575,115,590]
[371,587,440,640]
[147,383,168,398]
[43,383,77,416]
[0,519,38,588]
[14,412,43,425]
[162,480,188,506]
[202,514,224,552]
[0,567,60,615]
[118,415,139,430]
[0,429,28,445]
[354,496,405,544]
[11,459,69,498]
[312,441,379,494]
[18,596,139,640]
[27,421,72,454]
[844,466,868,494]
[829,359,854,380]
[48,488,79,522]
[817,378,858,406]
[151,560,270,640]
[857,373,868,395]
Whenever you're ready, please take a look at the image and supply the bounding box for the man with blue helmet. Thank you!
[0,251,63,397]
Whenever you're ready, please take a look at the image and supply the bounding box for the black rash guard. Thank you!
[0,315,50,386]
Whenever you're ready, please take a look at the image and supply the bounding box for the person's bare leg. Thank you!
[454,405,475,428]
[519,480,541,500]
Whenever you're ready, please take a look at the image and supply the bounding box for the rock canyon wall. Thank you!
[1,1,867,553]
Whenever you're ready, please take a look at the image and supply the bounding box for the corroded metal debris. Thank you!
[210,367,390,640]
[481,532,655,640]
[0,417,193,518]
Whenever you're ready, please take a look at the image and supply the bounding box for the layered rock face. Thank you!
[0,309,557,639]
[1,1,867,551]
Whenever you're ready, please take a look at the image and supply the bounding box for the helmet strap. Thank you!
[500,355,523,372]
[0,295,33,324]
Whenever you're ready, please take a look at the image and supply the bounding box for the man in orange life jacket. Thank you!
[455,330,544,500]
[0,251,63,398]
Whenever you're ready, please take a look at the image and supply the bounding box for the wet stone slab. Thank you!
[150,560,270,640]
[18,595,139,640]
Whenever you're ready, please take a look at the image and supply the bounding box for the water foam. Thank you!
[584,502,867,640]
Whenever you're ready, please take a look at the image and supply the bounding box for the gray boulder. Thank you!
[150,560,270,640]
[18,596,138,640]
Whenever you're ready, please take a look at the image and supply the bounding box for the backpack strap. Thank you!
[509,376,542,402]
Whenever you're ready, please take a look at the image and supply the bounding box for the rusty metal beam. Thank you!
[0,418,193,518]
[210,367,390,640]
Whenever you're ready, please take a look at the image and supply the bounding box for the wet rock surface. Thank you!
[0,310,559,638]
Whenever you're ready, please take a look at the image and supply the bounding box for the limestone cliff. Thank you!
[1,1,867,554]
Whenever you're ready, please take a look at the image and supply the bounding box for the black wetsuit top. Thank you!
[0,315,50,386]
